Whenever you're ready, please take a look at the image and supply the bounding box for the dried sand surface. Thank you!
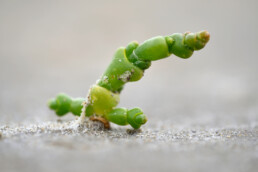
[0,120,257,172]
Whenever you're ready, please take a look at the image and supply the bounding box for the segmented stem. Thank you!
[48,30,210,129]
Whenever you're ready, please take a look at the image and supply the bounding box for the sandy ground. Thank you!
[0,120,257,172]
[0,0,258,172]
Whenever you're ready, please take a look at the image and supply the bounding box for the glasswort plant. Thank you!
[48,30,210,129]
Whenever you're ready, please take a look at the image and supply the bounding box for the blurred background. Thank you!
[0,0,257,126]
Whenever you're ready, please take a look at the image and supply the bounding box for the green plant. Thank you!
[48,30,210,129]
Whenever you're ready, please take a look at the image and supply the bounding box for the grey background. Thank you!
[0,0,257,172]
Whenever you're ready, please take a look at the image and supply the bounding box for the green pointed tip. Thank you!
[198,30,210,44]
[184,30,210,51]
[135,114,147,125]
[48,98,57,110]
[127,108,147,129]
[126,41,139,57]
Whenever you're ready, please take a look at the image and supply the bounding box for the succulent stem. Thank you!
[48,30,210,129]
